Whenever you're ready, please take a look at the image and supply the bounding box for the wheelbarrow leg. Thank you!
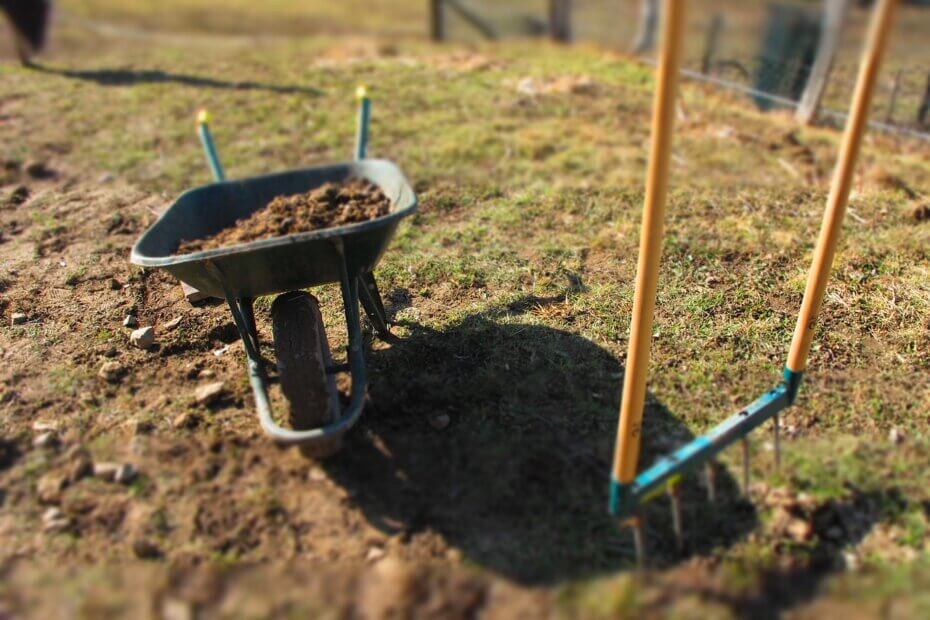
[358,270,391,338]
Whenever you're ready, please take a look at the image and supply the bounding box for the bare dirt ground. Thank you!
[1,2,930,618]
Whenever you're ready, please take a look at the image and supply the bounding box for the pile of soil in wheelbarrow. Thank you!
[177,178,391,253]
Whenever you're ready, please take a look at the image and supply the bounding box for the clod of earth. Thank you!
[23,160,52,179]
[37,472,68,504]
[132,538,163,560]
[195,381,226,406]
[130,326,155,349]
[98,361,125,383]
[176,178,391,253]
[429,413,451,430]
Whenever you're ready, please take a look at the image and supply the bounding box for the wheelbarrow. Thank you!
[131,159,417,452]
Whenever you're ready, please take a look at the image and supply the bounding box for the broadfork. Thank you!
[608,0,899,564]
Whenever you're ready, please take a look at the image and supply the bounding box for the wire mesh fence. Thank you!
[438,0,930,140]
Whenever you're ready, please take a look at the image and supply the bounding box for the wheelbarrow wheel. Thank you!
[271,291,342,458]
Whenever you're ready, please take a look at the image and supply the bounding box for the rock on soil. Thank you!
[115,463,138,484]
[130,326,155,349]
[42,507,71,534]
[177,178,391,253]
[92,462,120,482]
[11,313,27,325]
[123,314,138,328]
[195,381,226,406]
[173,411,200,429]
[32,431,59,450]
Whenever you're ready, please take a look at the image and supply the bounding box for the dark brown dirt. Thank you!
[178,178,391,253]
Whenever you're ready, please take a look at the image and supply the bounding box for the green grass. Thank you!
[1,2,930,615]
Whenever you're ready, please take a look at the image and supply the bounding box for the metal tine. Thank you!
[704,460,718,503]
[773,412,782,473]
[668,480,684,553]
[629,515,648,568]
[741,437,751,495]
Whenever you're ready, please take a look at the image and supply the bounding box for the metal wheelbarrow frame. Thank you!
[131,158,417,447]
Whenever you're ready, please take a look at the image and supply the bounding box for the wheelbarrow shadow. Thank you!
[322,295,758,585]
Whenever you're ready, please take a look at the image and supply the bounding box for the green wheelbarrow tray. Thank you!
[131,159,417,448]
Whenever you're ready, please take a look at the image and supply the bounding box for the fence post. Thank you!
[633,0,660,54]
[700,14,724,75]
[430,0,446,42]
[796,0,851,125]
[918,72,930,129]
[549,0,573,43]
[885,69,902,124]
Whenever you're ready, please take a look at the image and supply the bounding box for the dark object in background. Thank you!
[0,0,52,65]
[753,3,820,111]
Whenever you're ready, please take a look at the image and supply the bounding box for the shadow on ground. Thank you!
[31,64,323,95]
[323,294,758,585]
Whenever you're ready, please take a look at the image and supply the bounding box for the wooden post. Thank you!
[430,0,446,42]
[549,0,573,43]
[787,0,898,374]
[796,0,852,125]
[612,0,687,487]
[633,0,660,55]
[700,14,724,75]
[918,72,930,129]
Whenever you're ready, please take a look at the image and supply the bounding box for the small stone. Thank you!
[889,427,905,445]
[93,462,120,482]
[182,282,210,304]
[42,507,71,533]
[195,381,226,406]
[132,538,162,559]
[37,472,68,504]
[122,315,138,328]
[197,369,215,380]
[115,463,138,484]
[163,316,183,331]
[161,598,194,620]
[31,420,57,432]
[309,467,326,482]
[446,548,464,562]
[98,172,115,184]
[68,453,94,482]
[366,546,386,562]
[428,413,450,430]
[786,517,814,542]
[173,411,200,429]
[130,326,155,350]
[32,431,59,450]
[212,345,229,357]
[11,313,27,325]
[98,361,124,383]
